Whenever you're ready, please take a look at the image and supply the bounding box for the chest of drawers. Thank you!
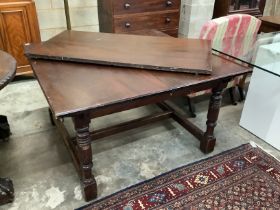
[98,0,181,37]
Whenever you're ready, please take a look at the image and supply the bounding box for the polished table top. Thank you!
[29,31,251,118]
[25,31,212,75]
[260,16,280,25]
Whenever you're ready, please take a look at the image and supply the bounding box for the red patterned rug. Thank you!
[78,144,280,209]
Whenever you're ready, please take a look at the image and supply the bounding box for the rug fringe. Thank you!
[250,140,280,162]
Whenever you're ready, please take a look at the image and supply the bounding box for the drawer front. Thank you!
[114,11,179,33]
[113,0,180,15]
[161,28,178,37]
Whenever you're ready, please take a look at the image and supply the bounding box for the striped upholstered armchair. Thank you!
[187,14,261,117]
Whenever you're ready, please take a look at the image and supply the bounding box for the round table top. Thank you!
[0,50,16,91]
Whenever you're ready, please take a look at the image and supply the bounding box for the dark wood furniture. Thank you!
[27,30,251,201]
[233,0,258,10]
[213,0,230,18]
[0,50,16,205]
[259,16,280,32]
[213,0,266,18]
[97,0,180,37]
[0,0,41,76]
[25,31,212,75]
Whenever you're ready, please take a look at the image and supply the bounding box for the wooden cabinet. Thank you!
[0,0,41,76]
[98,0,181,37]
[213,0,266,18]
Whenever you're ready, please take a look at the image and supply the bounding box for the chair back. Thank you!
[199,14,261,57]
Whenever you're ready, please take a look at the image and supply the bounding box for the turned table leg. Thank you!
[73,114,97,201]
[200,82,227,153]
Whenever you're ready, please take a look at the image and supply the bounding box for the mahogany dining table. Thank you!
[26,30,251,201]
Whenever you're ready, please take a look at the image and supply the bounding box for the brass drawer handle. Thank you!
[125,22,131,28]
[124,3,130,9]
[166,1,173,6]
[165,17,171,23]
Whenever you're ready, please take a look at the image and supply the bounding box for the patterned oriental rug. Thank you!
[78,144,280,209]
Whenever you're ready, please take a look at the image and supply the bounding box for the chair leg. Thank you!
[228,87,237,105]
[48,108,55,126]
[0,115,11,141]
[238,86,246,102]
[187,96,196,118]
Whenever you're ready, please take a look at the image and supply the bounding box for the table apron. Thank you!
[83,78,231,119]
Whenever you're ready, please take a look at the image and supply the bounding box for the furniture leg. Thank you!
[238,86,246,101]
[228,87,237,105]
[0,115,11,141]
[259,0,266,14]
[0,116,14,205]
[73,114,97,201]
[234,0,240,10]
[200,82,227,153]
[186,96,196,118]
[0,177,14,205]
[249,0,257,8]
[48,108,55,126]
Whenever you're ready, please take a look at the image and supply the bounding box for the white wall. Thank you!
[34,0,99,41]
[179,0,215,38]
